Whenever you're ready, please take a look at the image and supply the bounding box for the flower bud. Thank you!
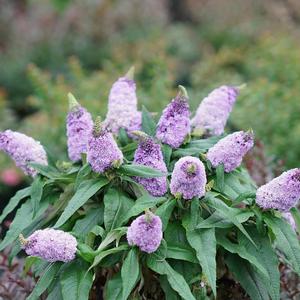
[66,93,93,162]
[192,85,239,136]
[207,131,254,173]
[127,212,162,253]
[0,130,48,177]
[256,169,300,211]
[170,156,207,200]
[156,85,190,148]
[20,229,77,262]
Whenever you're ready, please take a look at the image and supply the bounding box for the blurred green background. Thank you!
[1,0,300,191]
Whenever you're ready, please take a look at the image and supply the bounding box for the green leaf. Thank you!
[104,188,134,232]
[290,207,300,233]
[264,215,300,275]
[0,200,48,251]
[54,178,108,228]
[104,272,123,300]
[46,280,63,300]
[27,263,62,300]
[147,254,196,300]
[172,136,221,158]
[162,144,172,168]
[91,245,129,269]
[167,246,198,263]
[72,204,104,240]
[121,194,166,223]
[75,164,92,189]
[142,106,156,136]
[165,221,198,263]
[238,227,280,300]
[31,175,44,216]
[29,163,61,179]
[155,199,176,231]
[121,248,140,300]
[159,276,181,300]
[215,164,224,192]
[225,253,269,300]
[185,228,216,295]
[204,192,256,246]
[0,186,31,223]
[234,191,256,205]
[60,260,93,300]
[197,210,254,229]
[117,164,166,178]
[118,127,130,146]
[216,232,269,280]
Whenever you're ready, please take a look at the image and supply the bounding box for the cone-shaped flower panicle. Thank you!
[256,169,300,211]
[133,132,167,196]
[87,117,123,173]
[192,85,239,136]
[156,85,190,148]
[127,212,162,253]
[282,212,296,230]
[207,131,254,173]
[20,229,77,262]
[170,156,207,200]
[104,67,141,134]
[66,93,93,162]
[0,130,48,177]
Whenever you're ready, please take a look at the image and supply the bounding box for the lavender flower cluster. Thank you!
[133,134,167,196]
[104,67,141,134]
[170,156,206,200]
[192,85,239,136]
[256,169,300,211]
[20,229,77,262]
[0,130,47,176]
[207,131,254,173]
[66,93,93,162]
[87,118,123,173]
[156,86,190,148]
[127,212,162,253]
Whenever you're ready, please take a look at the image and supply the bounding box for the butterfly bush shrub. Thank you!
[1,69,300,300]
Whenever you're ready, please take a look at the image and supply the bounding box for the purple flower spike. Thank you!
[192,85,240,136]
[156,85,190,148]
[127,212,162,253]
[87,117,123,173]
[20,229,77,263]
[207,131,254,173]
[0,130,48,177]
[256,169,300,211]
[104,67,141,134]
[132,132,167,197]
[282,212,296,231]
[66,93,93,162]
[170,156,207,200]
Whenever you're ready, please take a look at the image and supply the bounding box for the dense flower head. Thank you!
[207,131,254,173]
[170,156,207,200]
[104,67,141,134]
[282,212,296,230]
[133,134,167,196]
[21,229,77,262]
[156,86,190,148]
[127,212,162,253]
[87,118,123,173]
[66,94,93,162]
[0,130,48,177]
[192,85,239,135]
[256,169,300,211]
